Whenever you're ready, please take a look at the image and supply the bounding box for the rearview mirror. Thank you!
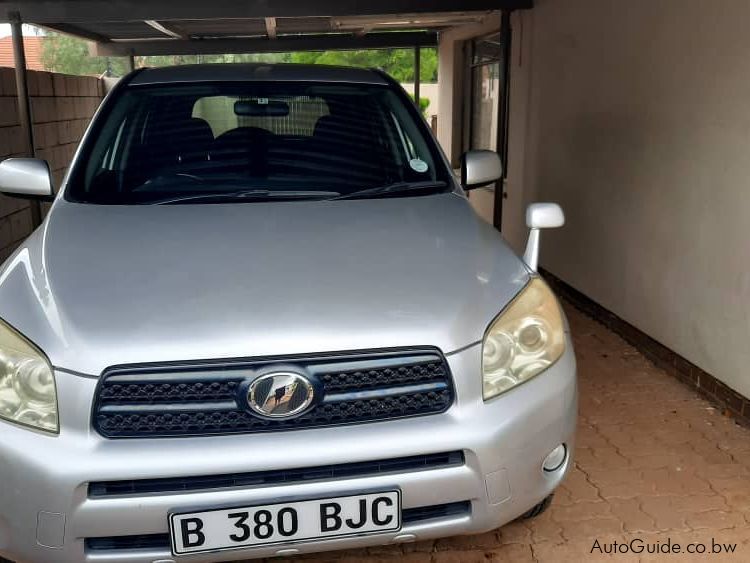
[523,203,565,271]
[0,158,55,200]
[234,99,290,117]
[460,150,503,189]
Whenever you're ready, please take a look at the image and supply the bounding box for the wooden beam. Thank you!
[10,13,33,157]
[38,21,111,43]
[9,11,42,227]
[264,17,277,39]
[144,20,185,39]
[93,30,438,57]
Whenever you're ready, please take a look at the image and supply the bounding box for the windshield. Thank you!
[66,81,451,204]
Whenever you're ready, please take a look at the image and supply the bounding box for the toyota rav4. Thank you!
[0,64,576,563]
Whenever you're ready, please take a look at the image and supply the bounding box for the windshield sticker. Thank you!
[409,158,429,173]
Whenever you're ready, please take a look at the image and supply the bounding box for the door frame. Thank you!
[465,12,512,232]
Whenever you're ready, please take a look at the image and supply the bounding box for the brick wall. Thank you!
[0,67,104,262]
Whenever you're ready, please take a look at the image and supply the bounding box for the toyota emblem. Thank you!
[247,372,315,418]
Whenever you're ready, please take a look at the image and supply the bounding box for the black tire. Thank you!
[520,494,553,519]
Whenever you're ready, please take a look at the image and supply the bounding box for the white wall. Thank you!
[508,0,750,397]
[400,82,439,122]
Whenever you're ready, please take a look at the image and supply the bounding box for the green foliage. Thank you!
[138,53,291,68]
[288,48,437,82]
[41,33,438,83]
[41,33,130,76]
[408,94,431,117]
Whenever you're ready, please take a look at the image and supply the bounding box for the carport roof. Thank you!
[0,0,532,55]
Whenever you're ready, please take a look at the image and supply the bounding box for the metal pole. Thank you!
[413,46,421,110]
[9,11,42,227]
[127,54,136,72]
[492,11,512,232]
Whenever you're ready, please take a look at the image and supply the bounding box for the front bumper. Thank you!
[0,339,577,563]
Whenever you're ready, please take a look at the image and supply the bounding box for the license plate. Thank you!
[169,491,401,555]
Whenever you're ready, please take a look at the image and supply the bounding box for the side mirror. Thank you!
[0,158,55,200]
[460,150,503,189]
[523,203,565,272]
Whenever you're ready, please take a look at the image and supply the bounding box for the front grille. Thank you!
[85,501,471,552]
[93,349,454,438]
[89,451,465,497]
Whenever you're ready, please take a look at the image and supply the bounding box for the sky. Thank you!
[0,24,42,38]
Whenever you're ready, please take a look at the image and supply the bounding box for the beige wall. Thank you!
[0,68,103,262]
[437,13,502,166]
[507,0,750,397]
[400,82,439,122]
[436,14,504,226]
[501,10,536,255]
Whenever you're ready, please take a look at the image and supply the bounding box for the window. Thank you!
[470,33,503,153]
[192,95,330,137]
[67,82,449,204]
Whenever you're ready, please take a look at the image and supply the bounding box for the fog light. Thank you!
[543,444,567,472]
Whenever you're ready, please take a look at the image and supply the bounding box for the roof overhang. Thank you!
[93,32,441,57]
[1,0,532,55]
[0,1,532,23]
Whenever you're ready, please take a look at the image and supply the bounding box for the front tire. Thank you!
[520,494,553,519]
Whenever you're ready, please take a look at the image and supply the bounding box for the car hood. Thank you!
[0,193,530,375]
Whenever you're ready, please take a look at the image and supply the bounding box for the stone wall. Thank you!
[0,68,103,262]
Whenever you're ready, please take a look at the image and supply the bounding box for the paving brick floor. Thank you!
[259,303,750,563]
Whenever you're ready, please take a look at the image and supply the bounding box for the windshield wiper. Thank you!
[329,181,448,201]
[147,190,342,205]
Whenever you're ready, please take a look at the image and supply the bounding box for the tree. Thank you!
[289,49,437,82]
[42,33,438,82]
[137,52,291,68]
[41,33,130,76]
[409,94,430,117]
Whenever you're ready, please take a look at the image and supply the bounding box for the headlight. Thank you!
[0,319,58,433]
[482,277,565,400]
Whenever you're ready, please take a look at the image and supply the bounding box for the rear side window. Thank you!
[67,81,449,204]
[193,95,330,137]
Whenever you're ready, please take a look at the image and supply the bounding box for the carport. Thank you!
[1,1,527,231]
[1,0,750,561]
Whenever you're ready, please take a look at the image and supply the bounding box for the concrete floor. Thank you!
[260,303,750,563]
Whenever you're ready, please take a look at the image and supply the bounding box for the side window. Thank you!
[192,96,237,138]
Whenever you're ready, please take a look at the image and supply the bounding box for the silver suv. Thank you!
[0,64,576,563]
